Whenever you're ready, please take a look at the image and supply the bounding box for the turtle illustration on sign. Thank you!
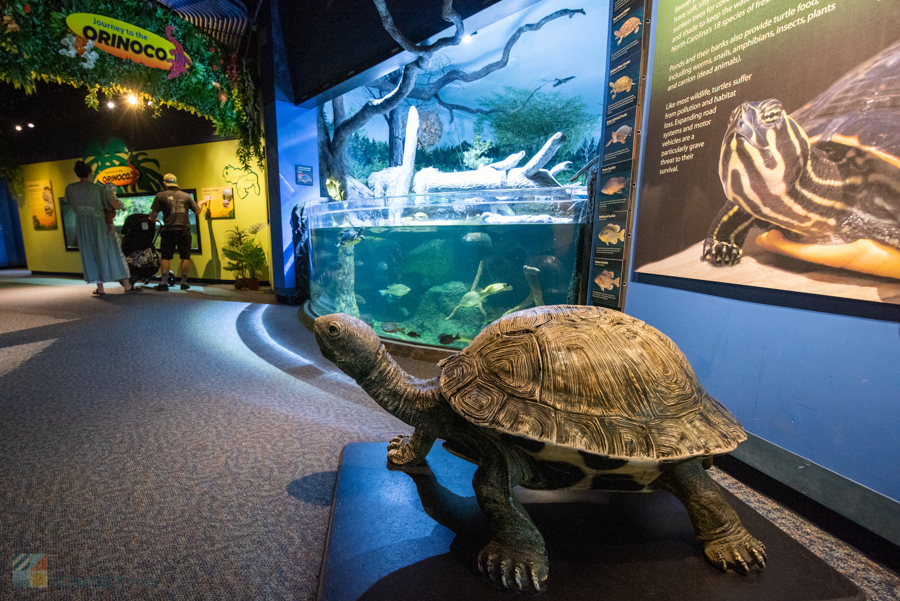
[610,75,635,99]
[606,125,633,147]
[704,40,900,280]
[614,16,641,45]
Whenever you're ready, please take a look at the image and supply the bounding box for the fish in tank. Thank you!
[307,187,589,349]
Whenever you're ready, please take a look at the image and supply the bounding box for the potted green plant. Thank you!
[222,224,268,290]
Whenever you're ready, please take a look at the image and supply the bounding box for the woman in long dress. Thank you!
[64,161,138,295]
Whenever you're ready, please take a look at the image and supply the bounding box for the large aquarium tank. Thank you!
[307,187,589,349]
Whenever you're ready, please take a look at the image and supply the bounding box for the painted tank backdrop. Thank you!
[634,0,900,305]
[317,0,607,198]
[309,0,609,345]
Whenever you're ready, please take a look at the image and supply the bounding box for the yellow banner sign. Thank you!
[65,13,190,72]
[96,166,136,187]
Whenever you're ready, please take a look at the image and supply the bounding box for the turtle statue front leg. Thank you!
[472,448,548,592]
[387,428,436,466]
[657,458,766,573]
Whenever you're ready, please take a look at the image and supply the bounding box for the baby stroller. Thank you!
[121,214,173,285]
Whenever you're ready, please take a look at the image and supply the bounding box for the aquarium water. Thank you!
[307,188,589,349]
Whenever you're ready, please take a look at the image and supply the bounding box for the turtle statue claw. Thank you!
[315,305,766,593]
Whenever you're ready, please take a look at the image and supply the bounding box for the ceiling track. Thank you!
[154,0,251,52]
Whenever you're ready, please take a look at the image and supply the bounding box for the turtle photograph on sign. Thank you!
[634,0,900,305]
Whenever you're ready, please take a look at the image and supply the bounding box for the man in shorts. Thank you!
[149,173,201,291]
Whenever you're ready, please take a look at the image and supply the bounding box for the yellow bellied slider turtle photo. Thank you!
[704,40,900,280]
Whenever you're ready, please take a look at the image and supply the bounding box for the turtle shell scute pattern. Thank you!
[440,306,745,461]
[791,39,900,158]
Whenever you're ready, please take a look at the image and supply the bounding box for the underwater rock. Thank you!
[334,244,360,318]
[408,282,485,343]
[481,212,573,224]
[461,232,493,248]
[400,238,453,281]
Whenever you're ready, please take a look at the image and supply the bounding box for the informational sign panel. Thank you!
[201,186,235,219]
[634,0,900,304]
[295,165,314,186]
[588,0,649,309]
[27,180,56,231]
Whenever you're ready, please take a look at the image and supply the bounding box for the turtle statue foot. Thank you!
[704,532,767,574]
[387,429,436,466]
[477,539,548,593]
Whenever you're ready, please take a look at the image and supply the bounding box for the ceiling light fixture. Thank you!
[27,123,34,128]
[15,125,22,131]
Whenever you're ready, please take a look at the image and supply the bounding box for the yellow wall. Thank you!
[19,139,271,283]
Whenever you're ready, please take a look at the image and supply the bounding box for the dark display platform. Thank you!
[317,442,864,601]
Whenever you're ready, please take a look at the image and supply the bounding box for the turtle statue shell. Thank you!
[314,305,766,592]
[438,305,745,461]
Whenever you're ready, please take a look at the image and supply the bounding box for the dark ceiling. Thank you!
[0,82,231,165]
[0,0,532,165]
[274,0,529,105]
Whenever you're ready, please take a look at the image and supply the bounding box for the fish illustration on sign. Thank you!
[601,177,629,195]
[598,224,626,245]
[594,270,620,291]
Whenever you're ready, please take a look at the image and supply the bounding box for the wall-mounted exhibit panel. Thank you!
[19,139,270,283]
[633,0,900,305]
[624,0,900,543]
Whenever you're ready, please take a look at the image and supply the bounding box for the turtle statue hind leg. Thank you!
[657,458,766,573]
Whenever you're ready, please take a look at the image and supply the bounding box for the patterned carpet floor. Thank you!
[1,272,897,600]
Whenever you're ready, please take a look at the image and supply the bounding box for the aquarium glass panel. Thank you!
[308,187,589,349]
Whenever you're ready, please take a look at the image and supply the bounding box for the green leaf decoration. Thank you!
[0,0,264,187]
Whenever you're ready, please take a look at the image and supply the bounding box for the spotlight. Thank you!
[27,123,34,128]
[463,34,472,43]
[147,100,153,106]
[127,94,138,106]
[107,101,115,108]
[15,125,22,131]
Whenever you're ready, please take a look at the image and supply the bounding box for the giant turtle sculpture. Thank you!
[704,40,900,279]
[314,305,766,593]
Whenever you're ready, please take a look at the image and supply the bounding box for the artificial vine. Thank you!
[0,0,264,196]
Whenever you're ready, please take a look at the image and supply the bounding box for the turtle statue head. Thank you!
[721,99,810,196]
[314,313,383,381]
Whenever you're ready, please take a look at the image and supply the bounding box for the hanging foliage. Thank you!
[0,0,264,180]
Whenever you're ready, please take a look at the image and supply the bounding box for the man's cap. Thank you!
[163,173,179,188]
